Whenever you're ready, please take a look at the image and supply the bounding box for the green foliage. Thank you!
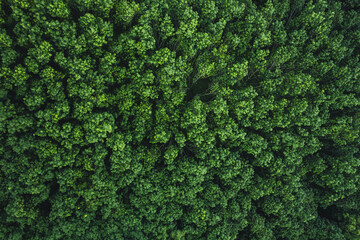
[1,0,360,239]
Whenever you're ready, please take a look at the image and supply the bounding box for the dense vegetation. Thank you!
[1,0,360,239]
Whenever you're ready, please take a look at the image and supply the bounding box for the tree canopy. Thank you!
[1,0,360,239]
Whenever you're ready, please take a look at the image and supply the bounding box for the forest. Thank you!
[0,0,360,239]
